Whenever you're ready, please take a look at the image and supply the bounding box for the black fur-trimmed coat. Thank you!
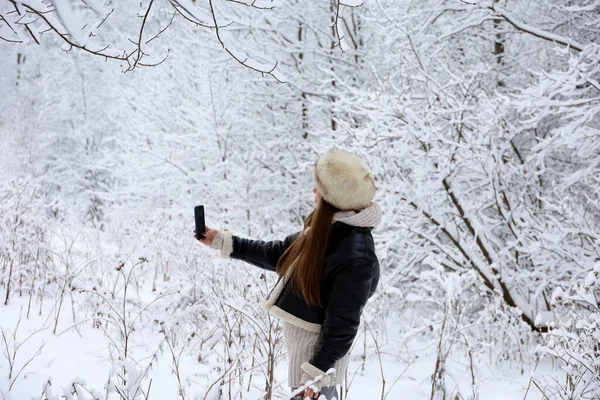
[228,221,379,375]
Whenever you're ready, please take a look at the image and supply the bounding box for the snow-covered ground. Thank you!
[0,230,563,400]
[0,297,561,400]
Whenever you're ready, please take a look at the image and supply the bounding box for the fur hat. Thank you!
[313,149,376,211]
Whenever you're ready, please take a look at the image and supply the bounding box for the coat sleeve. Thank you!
[301,258,375,381]
[229,232,300,272]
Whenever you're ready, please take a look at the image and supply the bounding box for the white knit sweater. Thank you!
[210,202,381,388]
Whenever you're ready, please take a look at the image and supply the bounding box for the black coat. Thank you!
[230,221,380,373]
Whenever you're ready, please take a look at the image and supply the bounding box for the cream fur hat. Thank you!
[313,149,376,211]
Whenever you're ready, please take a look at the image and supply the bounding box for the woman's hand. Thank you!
[194,225,218,246]
[295,387,319,399]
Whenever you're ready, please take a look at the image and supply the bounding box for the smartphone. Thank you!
[194,205,206,240]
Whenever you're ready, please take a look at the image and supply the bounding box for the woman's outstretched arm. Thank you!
[199,225,299,272]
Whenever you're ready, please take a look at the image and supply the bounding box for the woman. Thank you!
[198,149,381,400]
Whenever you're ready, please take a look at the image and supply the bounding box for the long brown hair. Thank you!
[276,198,339,308]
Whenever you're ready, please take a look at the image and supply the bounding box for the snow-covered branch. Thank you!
[493,6,586,52]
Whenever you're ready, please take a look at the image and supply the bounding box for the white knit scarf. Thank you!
[333,202,382,228]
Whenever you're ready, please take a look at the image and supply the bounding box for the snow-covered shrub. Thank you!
[401,254,542,399]
[0,177,50,309]
[538,262,600,399]
[417,256,470,399]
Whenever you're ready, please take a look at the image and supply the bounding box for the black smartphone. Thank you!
[194,205,206,240]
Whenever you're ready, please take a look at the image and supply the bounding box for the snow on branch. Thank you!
[494,6,586,52]
[340,0,363,7]
[224,0,277,10]
[52,0,84,46]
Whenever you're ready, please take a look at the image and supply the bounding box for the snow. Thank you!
[584,271,597,288]
[171,0,218,26]
[551,287,564,306]
[0,290,564,399]
[83,0,110,15]
[52,0,84,46]
[535,311,554,327]
[340,0,363,7]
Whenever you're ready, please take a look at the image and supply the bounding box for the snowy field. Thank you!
[0,214,580,399]
[0,249,564,400]
[1,0,599,399]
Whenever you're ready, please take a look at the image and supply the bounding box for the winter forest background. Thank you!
[1,0,599,399]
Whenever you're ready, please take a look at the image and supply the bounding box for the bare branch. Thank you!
[94,8,114,32]
[145,12,176,45]
[138,50,170,68]
[8,0,40,45]
[0,13,18,35]
[0,34,22,43]
[169,0,218,28]
[207,0,283,82]
[224,0,276,10]
[126,0,155,72]
[332,0,365,53]
[332,0,346,52]
[19,2,127,61]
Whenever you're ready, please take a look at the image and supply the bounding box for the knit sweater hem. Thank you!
[284,322,349,388]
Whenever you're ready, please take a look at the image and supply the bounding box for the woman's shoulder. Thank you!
[327,222,377,261]
[330,221,374,239]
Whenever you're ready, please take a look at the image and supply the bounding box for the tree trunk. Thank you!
[330,2,337,132]
[493,0,505,87]
[298,23,309,138]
